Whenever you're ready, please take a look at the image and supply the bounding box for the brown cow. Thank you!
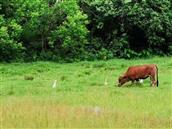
[118,64,158,87]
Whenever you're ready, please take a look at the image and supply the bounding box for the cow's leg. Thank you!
[131,80,135,83]
[150,76,153,86]
[153,80,157,86]
[136,79,140,83]
[131,79,139,84]
[150,75,156,87]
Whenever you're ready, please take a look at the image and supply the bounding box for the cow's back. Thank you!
[125,64,156,79]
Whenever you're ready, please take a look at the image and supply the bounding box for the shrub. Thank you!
[48,0,89,61]
[0,16,24,61]
[80,0,172,59]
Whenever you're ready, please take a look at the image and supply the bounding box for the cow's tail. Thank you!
[156,65,159,87]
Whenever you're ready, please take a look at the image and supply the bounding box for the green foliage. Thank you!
[0,15,24,61]
[49,0,89,61]
[13,0,51,60]
[0,0,172,61]
[80,0,172,59]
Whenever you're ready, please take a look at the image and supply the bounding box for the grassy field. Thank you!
[0,57,172,128]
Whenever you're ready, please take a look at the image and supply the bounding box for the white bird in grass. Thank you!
[52,80,57,88]
[104,78,108,86]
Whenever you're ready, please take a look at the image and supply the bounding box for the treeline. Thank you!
[0,0,172,62]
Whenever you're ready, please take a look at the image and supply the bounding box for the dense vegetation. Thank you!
[0,0,172,61]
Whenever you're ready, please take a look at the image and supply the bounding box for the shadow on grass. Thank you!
[116,83,147,88]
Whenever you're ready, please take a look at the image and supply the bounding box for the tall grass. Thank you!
[0,57,172,128]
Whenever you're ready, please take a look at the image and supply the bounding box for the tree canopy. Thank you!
[0,0,172,61]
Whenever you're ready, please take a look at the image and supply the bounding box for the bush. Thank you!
[0,16,24,61]
[80,0,172,59]
[48,0,89,61]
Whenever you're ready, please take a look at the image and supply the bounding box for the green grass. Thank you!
[0,57,172,128]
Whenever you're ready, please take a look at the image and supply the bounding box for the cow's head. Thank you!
[118,76,128,86]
